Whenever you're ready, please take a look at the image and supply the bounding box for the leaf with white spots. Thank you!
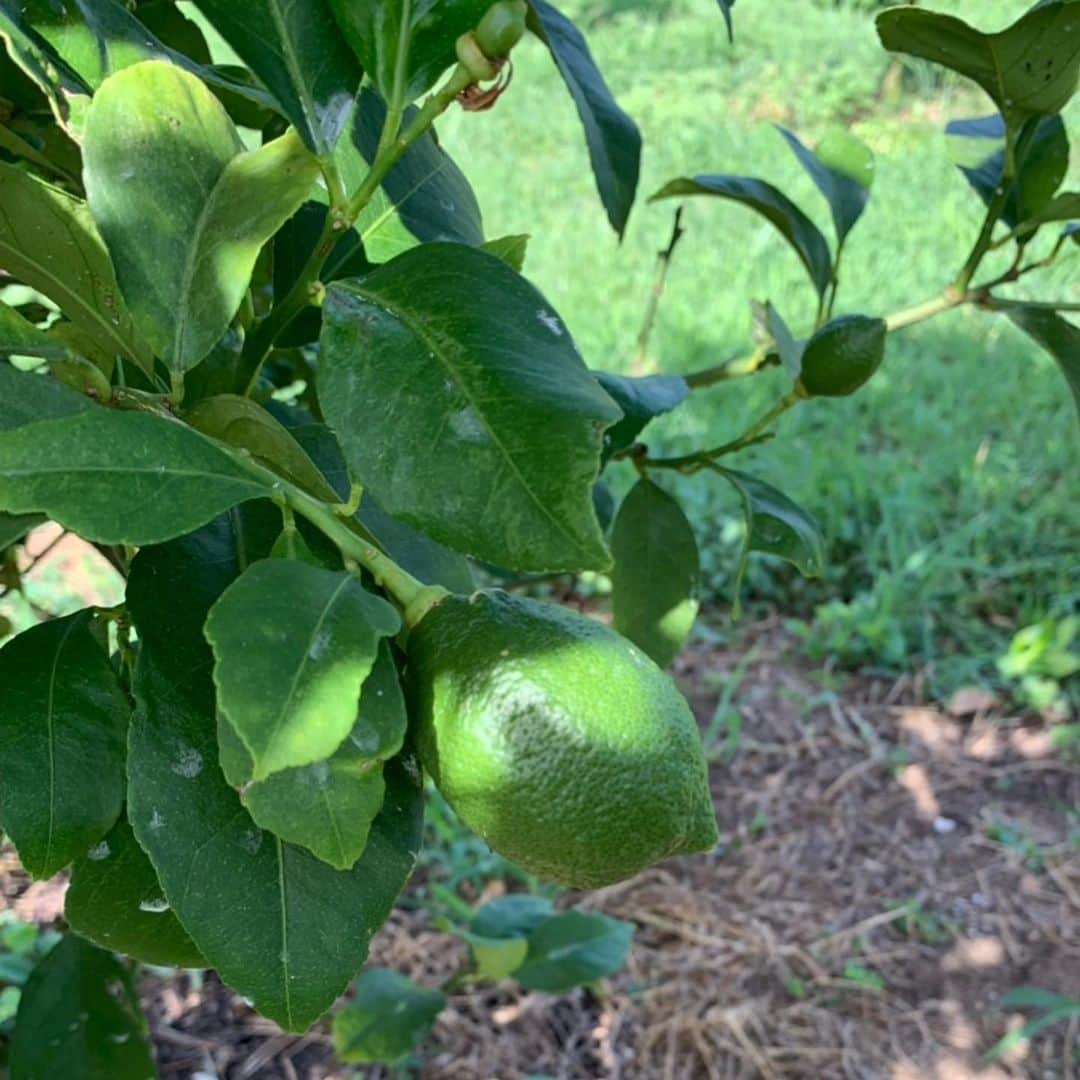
[224,643,409,870]
[205,559,401,781]
[8,936,155,1079]
[125,524,424,1032]
[66,816,205,968]
[319,243,623,573]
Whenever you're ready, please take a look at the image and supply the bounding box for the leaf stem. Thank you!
[646,392,798,473]
[954,124,1023,293]
[231,454,449,625]
[682,346,779,389]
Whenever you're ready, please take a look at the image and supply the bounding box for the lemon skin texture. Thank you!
[408,591,718,888]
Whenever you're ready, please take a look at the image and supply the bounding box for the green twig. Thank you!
[238,63,476,395]
[632,207,686,373]
[884,290,966,333]
[682,346,779,390]
[646,392,798,474]
[954,124,1023,292]
[231,454,449,627]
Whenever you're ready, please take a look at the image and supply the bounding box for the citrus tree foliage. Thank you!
[0,0,1076,1065]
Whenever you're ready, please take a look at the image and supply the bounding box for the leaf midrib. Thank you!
[345,285,598,563]
[253,575,355,777]
[267,0,324,154]
[42,615,81,875]
[0,206,140,365]
[0,463,259,484]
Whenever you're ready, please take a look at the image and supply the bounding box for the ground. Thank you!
[3,609,1076,1079]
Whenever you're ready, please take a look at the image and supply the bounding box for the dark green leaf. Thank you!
[193,0,361,156]
[1006,306,1080,420]
[126,532,424,1031]
[135,1,213,63]
[9,936,154,1080]
[0,117,73,180]
[514,911,634,993]
[0,362,89,431]
[350,86,485,249]
[358,495,477,595]
[206,559,400,779]
[611,477,700,668]
[272,202,372,347]
[124,505,284,691]
[0,610,127,879]
[332,968,445,1064]
[471,895,555,939]
[0,162,153,372]
[326,0,488,103]
[776,126,874,246]
[593,371,689,464]
[716,0,735,42]
[320,244,621,573]
[66,816,205,969]
[0,409,269,545]
[244,765,386,872]
[876,2,1080,124]
[651,175,833,298]
[797,313,886,397]
[716,467,825,613]
[0,512,43,549]
[1011,189,1080,235]
[528,0,642,237]
[186,394,341,502]
[83,61,319,371]
[593,480,615,534]
[946,114,1069,228]
[237,643,407,870]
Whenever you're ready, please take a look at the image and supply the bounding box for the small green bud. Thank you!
[455,31,499,82]
[475,0,528,58]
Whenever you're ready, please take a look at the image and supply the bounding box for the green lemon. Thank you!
[797,314,886,397]
[408,591,718,888]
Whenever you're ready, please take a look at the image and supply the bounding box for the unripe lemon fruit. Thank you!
[797,313,886,397]
[407,591,718,888]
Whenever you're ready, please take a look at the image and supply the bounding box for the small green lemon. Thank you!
[408,591,718,888]
[797,313,886,397]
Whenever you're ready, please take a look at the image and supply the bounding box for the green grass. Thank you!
[439,0,1080,695]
